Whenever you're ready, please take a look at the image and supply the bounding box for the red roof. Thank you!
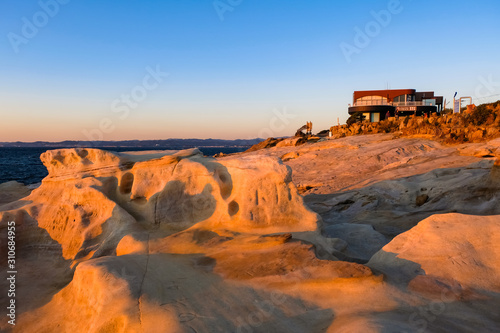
[353,89,416,102]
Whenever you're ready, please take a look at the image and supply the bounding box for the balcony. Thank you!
[353,101,428,107]
[393,101,429,106]
[353,100,391,106]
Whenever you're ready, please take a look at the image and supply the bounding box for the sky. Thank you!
[0,0,499,142]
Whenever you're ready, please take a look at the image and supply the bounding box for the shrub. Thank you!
[470,104,493,126]
[378,120,398,133]
[347,112,365,126]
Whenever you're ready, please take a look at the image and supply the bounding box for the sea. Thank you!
[0,146,248,185]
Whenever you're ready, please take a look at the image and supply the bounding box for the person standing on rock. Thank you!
[307,121,313,135]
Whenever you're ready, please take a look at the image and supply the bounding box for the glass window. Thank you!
[393,94,415,105]
[355,95,387,106]
[393,95,414,103]
[393,95,404,103]
[370,113,380,122]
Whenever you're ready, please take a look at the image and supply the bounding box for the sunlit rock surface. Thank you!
[368,213,500,293]
[1,135,500,332]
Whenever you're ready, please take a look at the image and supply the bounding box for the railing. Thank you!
[393,101,425,106]
[353,101,434,107]
[353,100,392,106]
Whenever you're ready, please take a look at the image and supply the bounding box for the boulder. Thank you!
[14,148,321,261]
[245,137,282,152]
[276,136,306,148]
[368,213,500,293]
[470,129,485,142]
[316,129,330,137]
[281,151,300,162]
[486,127,499,137]
[2,148,327,332]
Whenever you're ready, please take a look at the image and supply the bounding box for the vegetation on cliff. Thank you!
[335,101,500,144]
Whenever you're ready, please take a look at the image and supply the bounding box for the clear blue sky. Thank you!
[1,0,499,141]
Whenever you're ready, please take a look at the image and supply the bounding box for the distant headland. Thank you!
[0,138,263,148]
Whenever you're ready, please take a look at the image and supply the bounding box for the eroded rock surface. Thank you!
[368,213,500,292]
[1,137,500,333]
[0,148,331,332]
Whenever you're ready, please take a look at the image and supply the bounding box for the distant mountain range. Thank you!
[0,138,263,148]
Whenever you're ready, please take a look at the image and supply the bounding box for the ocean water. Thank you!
[0,147,248,185]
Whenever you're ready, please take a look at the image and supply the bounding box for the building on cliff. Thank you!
[348,89,444,122]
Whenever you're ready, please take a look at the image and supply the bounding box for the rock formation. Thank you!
[368,213,500,293]
[1,135,500,332]
[0,148,332,332]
